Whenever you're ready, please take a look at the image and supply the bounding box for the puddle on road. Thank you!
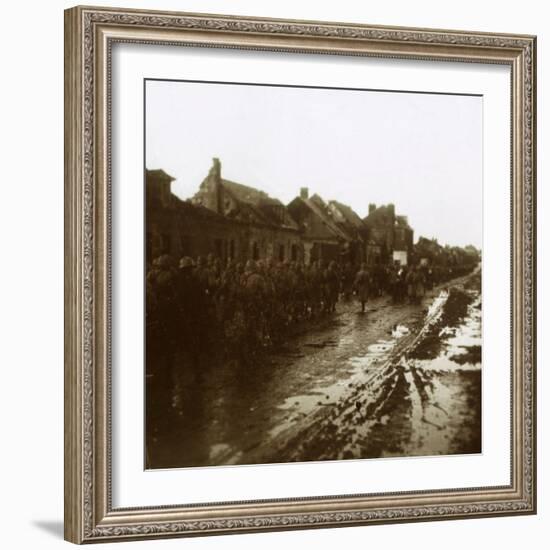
[267,285,482,454]
[427,290,450,318]
[392,325,410,338]
[296,288,481,461]
[367,341,394,355]
[209,442,233,462]
[349,342,393,369]
[270,323,416,440]
[413,355,480,372]
[349,324,410,369]
[387,292,482,455]
[411,295,482,373]
[447,299,481,351]
[276,383,349,413]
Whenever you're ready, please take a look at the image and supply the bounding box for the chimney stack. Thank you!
[212,157,221,179]
[300,187,309,199]
[211,158,223,214]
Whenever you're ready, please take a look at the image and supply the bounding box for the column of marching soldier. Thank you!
[146,253,476,360]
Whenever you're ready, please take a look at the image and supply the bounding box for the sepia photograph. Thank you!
[144,79,482,470]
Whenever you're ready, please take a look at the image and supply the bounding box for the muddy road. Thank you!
[147,269,481,469]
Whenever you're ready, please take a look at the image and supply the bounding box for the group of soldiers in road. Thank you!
[146,253,475,362]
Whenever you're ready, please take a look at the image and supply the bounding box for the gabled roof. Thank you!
[146,168,175,182]
[220,179,299,230]
[175,198,233,221]
[396,215,412,229]
[289,194,352,242]
[190,159,300,231]
[221,179,273,205]
[363,204,394,225]
[147,175,235,223]
[328,200,364,229]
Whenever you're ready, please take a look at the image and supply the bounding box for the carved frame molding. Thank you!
[64,6,536,543]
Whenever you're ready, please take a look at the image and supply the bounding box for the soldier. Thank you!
[395,263,407,303]
[354,263,371,314]
[406,265,426,305]
[175,256,201,348]
[293,262,307,321]
[387,263,399,303]
[424,265,434,291]
[194,256,210,293]
[240,260,267,352]
[317,260,328,314]
[324,261,340,313]
[305,262,321,319]
[373,262,386,297]
[341,262,354,301]
[261,259,278,342]
[209,258,224,324]
[278,261,294,325]
[216,259,237,328]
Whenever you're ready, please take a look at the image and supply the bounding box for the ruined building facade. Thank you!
[287,189,366,265]
[363,203,414,265]
[146,159,415,267]
[146,160,304,265]
[191,158,303,263]
[146,168,248,264]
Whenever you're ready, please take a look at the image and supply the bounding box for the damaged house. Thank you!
[287,189,364,265]
[191,158,303,262]
[146,168,249,263]
[147,161,303,265]
[147,160,416,269]
[363,203,414,265]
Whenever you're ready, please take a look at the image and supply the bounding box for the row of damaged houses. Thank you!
[146,158,414,267]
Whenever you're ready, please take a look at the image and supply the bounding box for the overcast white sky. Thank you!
[146,79,482,248]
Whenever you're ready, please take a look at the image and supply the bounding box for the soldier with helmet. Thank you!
[353,262,371,314]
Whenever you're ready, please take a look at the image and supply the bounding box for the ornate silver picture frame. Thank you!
[64,5,536,543]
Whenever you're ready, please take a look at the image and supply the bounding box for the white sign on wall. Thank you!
[393,250,408,265]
